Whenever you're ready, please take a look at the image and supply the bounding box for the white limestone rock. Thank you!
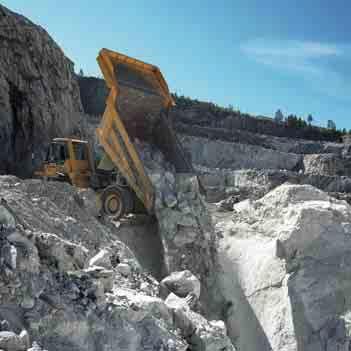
[165,293,235,351]
[0,330,29,351]
[161,270,201,298]
[180,134,302,171]
[88,248,111,269]
[215,184,351,351]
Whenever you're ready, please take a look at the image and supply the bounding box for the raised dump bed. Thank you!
[96,49,193,213]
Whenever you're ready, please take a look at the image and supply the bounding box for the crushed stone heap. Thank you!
[136,141,228,319]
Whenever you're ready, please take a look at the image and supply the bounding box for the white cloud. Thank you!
[241,39,343,60]
[240,39,351,101]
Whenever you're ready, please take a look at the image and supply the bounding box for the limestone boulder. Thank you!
[215,184,351,351]
[0,330,30,351]
[161,270,201,299]
[165,293,235,351]
[88,249,111,269]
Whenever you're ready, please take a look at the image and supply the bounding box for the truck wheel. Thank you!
[101,186,126,220]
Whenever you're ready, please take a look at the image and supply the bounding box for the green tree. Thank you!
[287,115,298,128]
[307,114,313,125]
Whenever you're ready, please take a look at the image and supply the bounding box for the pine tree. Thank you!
[307,114,313,125]
[327,120,336,130]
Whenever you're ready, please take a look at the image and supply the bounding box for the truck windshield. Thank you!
[46,143,67,163]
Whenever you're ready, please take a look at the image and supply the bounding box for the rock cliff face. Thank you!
[180,135,303,171]
[303,154,345,176]
[0,5,82,176]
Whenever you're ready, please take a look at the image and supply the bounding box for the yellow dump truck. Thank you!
[35,48,193,219]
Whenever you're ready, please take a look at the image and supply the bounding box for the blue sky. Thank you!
[3,0,351,129]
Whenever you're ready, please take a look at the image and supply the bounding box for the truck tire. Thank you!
[100,185,133,220]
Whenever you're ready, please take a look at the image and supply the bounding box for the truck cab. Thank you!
[36,138,92,188]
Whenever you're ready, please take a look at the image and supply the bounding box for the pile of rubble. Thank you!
[136,141,227,318]
[0,175,234,351]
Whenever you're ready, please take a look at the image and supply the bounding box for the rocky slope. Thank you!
[0,176,234,351]
[0,4,83,176]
